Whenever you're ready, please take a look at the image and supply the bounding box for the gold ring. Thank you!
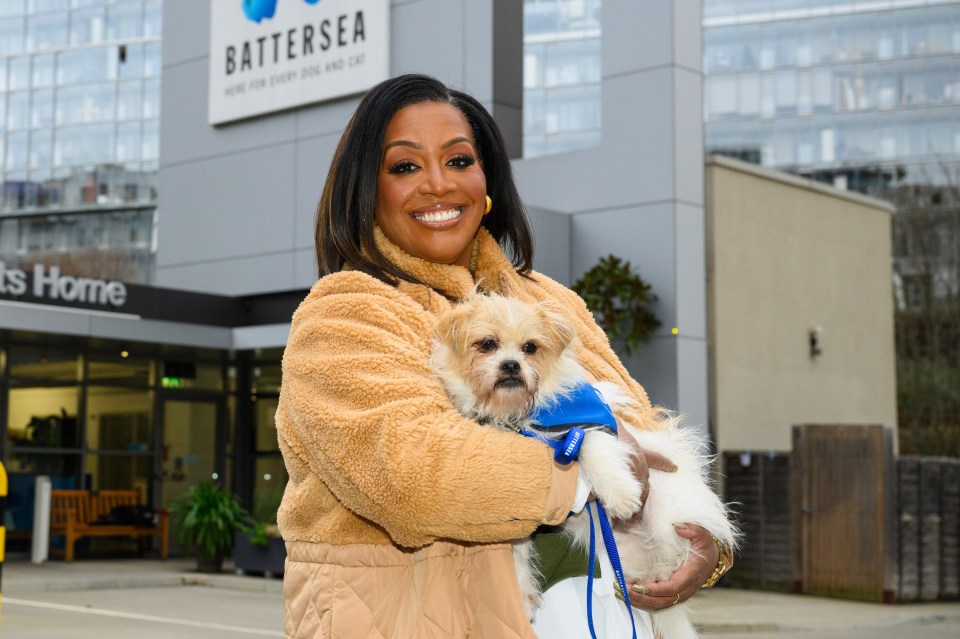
[673,593,681,605]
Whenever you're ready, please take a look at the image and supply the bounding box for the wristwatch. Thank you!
[701,536,733,588]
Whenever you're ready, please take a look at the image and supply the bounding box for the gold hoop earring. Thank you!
[484,195,492,215]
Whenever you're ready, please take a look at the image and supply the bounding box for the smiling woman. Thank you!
[277,73,722,639]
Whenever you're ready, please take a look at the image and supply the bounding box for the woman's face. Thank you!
[376,101,487,269]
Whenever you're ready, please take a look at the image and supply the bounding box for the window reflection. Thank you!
[523,0,602,158]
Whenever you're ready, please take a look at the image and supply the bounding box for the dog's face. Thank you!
[431,294,579,422]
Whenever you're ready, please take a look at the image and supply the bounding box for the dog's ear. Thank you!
[538,303,577,354]
[498,273,514,298]
[433,304,471,353]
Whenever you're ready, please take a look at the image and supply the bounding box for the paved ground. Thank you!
[2,557,960,637]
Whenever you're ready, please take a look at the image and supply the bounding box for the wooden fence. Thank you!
[722,429,960,602]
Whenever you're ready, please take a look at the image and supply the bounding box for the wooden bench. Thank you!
[50,489,169,562]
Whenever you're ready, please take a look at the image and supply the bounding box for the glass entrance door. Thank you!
[160,398,221,552]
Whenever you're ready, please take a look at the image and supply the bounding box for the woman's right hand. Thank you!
[615,424,675,522]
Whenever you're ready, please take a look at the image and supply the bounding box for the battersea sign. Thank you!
[208,0,389,125]
[0,263,127,308]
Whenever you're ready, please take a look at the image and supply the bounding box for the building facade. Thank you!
[0,0,161,284]
[0,0,708,556]
[706,155,897,454]
[703,0,960,194]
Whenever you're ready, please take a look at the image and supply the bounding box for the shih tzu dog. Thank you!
[431,291,737,639]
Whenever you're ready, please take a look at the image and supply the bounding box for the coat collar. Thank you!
[373,226,519,301]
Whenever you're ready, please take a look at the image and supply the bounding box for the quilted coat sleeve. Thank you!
[276,272,579,549]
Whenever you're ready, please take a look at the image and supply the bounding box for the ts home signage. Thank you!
[0,262,128,308]
[208,0,390,125]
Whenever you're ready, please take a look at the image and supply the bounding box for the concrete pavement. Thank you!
[2,556,959,635]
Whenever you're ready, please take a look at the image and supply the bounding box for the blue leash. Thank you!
[516,425,638,638]
[586,501,639,639]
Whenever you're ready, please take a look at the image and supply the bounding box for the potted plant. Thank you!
[171,482,252,573]
[572,254,661,356]
[234,521,286,577]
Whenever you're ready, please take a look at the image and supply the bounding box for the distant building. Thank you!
[703,0,960,194]
[0,0,162,283]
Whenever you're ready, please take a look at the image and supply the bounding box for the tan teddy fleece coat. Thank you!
[277,227,658,638]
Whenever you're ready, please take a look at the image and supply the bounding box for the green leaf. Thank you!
[572,254,662,356]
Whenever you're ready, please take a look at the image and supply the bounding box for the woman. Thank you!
[276,73,727,638]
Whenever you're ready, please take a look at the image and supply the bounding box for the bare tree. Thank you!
[887,160,960,456]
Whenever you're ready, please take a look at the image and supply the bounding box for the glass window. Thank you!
[797,70,812,116]
[254,396,279,452]
[812,68,832,112]
[26,12,67,50]
[107,1,142,40]
[7,91,30,130]
[8,56,30,90]
[161,361,223,391]
[544,130,601,156]
[30,0,70,10]
[30,129,52,169]
[143,0,161,38]
[6,131,28,171]
[523,0,601,159]
[57,46,117,85]
[118,41,141,78]
[252,364,281,395]
[56,83,116,125]
[9,346,80,381]
[706,75,738,120]
[86,386,153,452]
[32,52,54,87]
[775,70,797,116]
[141,118,158,160]
[739,74,760,117]
[117,79,141,119]
[544,84,600,133]
[31,88,54,128]
[142,77,159,117]
[760,74,775,119]
[0,17,25,56]
[84,452,152,493]
[69,7,106,45]
[143,41,160,77]
[544,39,600,88]
[116,121,140,162]
[0,1,25,18]
[89,355,154,386]
[54,123,115,166]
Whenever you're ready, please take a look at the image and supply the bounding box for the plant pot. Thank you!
[196,551,225,574]
[234,531,286,577]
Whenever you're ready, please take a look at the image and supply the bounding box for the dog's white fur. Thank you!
[431,293,737,638]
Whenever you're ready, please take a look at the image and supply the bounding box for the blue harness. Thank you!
[521,382,639,639]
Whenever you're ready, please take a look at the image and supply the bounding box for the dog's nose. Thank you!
[500,360,521,375]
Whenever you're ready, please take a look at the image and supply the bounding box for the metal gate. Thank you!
[792,424,897,602]
[897,457,960,601]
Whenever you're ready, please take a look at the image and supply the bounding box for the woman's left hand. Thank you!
[613,523,717,611]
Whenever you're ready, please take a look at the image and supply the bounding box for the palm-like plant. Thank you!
[572,254,661,356]
[171,482,252,572]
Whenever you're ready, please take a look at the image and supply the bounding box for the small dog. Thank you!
[431,291,737,639]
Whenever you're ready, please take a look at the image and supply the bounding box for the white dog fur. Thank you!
[431,292,737,638]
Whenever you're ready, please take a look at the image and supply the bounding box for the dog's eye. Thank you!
[522,342,539,355]
[477,339,499,353]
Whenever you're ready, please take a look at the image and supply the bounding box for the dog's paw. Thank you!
[594,476,644,520]
[579,431,645,520]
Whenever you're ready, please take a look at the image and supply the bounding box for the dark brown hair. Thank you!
[314,73,533,286]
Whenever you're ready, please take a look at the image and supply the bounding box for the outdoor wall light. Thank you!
[809,325,823,358]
